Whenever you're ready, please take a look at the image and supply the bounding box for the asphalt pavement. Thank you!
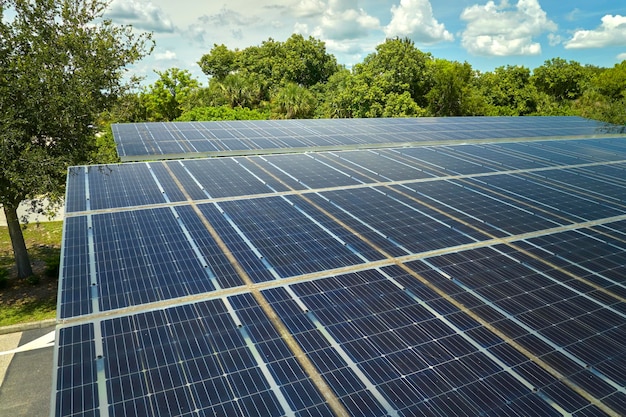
[0,325,55,417]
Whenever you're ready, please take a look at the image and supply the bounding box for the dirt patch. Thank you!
[0,260,58,308]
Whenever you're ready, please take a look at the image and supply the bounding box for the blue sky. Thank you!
[103,0,626,85]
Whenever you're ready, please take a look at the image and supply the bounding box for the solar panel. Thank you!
[53,122,626,417]
[112,116,622,161]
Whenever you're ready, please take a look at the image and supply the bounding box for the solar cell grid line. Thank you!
[157,160,354,417]
[320,187,485,253]
[393,180,565,238]
[388,253,624,417]
[232,150,620,412]
[113,117,622,161]
[65,167,87,213]
[171,157,278,199]
[87,207,223,315]
[486,141,579,170]
[204,196,369,280]
[523,169,626,207]
[269,269,567,416]
[338,149,436,182]
[416,254,626,397]
[467,174,625,224]
[535,139,626,163]
[94,297,330,417]
[576,163,626,190]
[393,261,624,417]
[257,153,364,189]
[58,216,92,319]
[82,163,169,211]
[435,143,554,172]
[516,232,626,300]
[387,146,500,176]
[51,323,99,417]
[249,153,486,253]
[272,281,401,417]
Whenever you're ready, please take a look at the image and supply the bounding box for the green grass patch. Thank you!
[0,296,57,327]
[0,221,62,327]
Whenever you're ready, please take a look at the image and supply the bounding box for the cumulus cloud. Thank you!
[292,0,326,18]
[548,33,562,46]
[106,0,175,33]
[199,7,260,28]
[460,0,557,56]
[618,52,626,61]
[154,50,177,60]
[384,0,453,44]
[565,15,626,49]
[307,0,380,41]
[185,7,261,45]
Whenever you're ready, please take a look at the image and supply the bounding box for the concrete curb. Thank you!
[0,319,57,335]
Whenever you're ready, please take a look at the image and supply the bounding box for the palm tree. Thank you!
[272,83,316,119]
[217,74,267,109]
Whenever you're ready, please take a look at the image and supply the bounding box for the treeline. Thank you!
[104,35,626,127]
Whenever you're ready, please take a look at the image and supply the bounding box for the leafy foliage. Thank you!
[0,0,152,277]
[271,83,316,119]
[141,68,200,121]
[164,34,626,124]
[177,106,269,121]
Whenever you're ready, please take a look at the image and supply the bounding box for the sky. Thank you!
[103,0,626,85]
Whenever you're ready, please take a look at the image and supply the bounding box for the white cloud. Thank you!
[565,15,626,49]
[460,0,557,56]
[548,33,562,46]
[310,0,381,41]
[294,22,310,34]
[384,0,453,44]
[185,7,262,46]
[154,50,177,60]
[618,52,626,61]
[199,7,260,28]
[106,0,175,33]
[292,0,326,18]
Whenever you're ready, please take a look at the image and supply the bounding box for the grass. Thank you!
[0,221,63,327]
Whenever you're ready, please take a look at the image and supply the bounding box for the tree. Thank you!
[478,65,539,115]
[280,34,338,87]
[0,0,152,278]
[532,58,589,101]
[177,106,269,121]
[354,38,432,106]
[198,34,339,89]
[593,61,626,100]
[575,61,626,126]
[197,43,239,81]
[425,59,483,116]
[271,83,316,119]
[216,73,267,109]
[142,68,201,121]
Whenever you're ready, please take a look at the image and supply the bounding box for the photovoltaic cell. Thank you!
[55,118,626,417]
[113,116,618,161]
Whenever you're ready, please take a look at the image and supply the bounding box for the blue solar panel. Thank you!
[54,121,626,417]
[113,117,619,161]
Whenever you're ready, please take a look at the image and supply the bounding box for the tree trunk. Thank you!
[3,204,33,278]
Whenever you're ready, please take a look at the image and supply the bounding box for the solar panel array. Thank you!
[112,116,623,161]
[53,118,626,417]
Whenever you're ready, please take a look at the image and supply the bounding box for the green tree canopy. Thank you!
[532,58,590,101]
[354,37,432,105]
[197,43,239,81]
[425,59,482,116]
[141,68,201,121]
[479,65,539,116]
[0,0,152,278]
[271,83,316,119]
[198,34,338,88]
